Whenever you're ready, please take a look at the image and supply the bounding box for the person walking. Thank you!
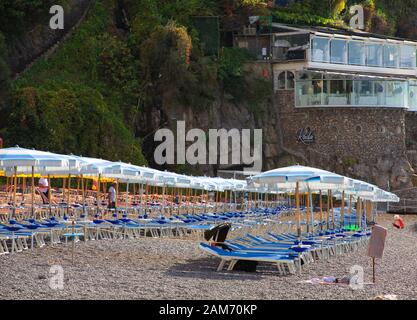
[108,183,117,209]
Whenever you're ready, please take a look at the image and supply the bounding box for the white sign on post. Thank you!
[367,225,387,283]
[367,225,387,259]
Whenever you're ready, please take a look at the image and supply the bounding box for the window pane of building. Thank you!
[384,45,398,68]
[348,41,365,65]
[409,81,417,110]
[328,80,348,105]
[278,72,286,89]
[374,82,385,105]
[330,39,346,64]
[286,71,295,89]
[386,81,405,106]
[312,37,330,62]
[358,80,378,105]
[400,45,416,69]
[296,80,323,106]
[366,43,383,67]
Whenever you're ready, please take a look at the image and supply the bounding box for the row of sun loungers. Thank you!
[199,226,371,275]
[0,205,293,255]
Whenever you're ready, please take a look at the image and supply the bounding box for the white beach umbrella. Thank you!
[251,165,348,188]
[0,146,70,168]
[0,146,73,216]
[100,162,141,181]
[251,165,352,235]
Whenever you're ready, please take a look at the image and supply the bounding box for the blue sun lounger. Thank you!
[199,242,297,275]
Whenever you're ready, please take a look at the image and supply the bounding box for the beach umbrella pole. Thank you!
[31,166,35,218]
[81,175,85,216]
[125,181,129,214]
[96,174,101,215]
[306,190,310,234]
[319,191,323,231]
[67,174,71,217]
[309,190,313,234]
[326,190,329,230]
[296,182,301,238]
[10,166,17,220]
[341,191,345,230]
[48,174,52,216]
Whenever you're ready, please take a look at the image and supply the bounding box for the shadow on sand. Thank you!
[165,257,281,281]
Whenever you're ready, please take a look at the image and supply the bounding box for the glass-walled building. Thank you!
[310,36,416,70]
[293,71,415,109]
[268,23,417,111]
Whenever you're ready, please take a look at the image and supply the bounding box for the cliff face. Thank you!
[6,0,91,77]
[3,0,417,211]
[138,61,417,211]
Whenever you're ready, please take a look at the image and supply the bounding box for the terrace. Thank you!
[234,22,417,110]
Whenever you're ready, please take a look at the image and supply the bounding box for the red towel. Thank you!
[393,218,405,229]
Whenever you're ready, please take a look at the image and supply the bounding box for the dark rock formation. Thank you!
[6,0,91,77]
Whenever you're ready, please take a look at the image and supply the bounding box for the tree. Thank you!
[329,0,346,18]
[140,21,193,97]
[0,0,58,35]
[0,32,10,99]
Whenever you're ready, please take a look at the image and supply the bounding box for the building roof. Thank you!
[271,23,417,44]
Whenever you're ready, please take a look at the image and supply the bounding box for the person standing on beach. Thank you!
[108,183,117,209]
[38,177,49,204]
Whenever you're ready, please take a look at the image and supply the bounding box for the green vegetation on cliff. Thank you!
[1,1,146,164]
[1,0,417,168]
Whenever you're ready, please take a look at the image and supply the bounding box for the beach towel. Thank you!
[299,276,374,286]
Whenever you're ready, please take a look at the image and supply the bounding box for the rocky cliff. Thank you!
[6,0,91,77]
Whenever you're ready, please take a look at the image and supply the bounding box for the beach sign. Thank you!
[367,225,387,283]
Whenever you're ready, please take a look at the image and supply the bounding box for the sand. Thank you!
[0,214,416,300]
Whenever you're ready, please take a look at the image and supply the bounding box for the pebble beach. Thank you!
[0,214,416,300]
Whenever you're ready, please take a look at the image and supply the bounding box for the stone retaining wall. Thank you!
[274,90,415,195]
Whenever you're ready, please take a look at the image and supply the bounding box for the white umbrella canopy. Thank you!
[173,174,196,189]
[0,146,71,169]
[0,147,78,216]
[347,180,383,201]
[251,165,357,236]
[251,165,350,190]
[99,162,141,182]
[206,177,236,191]
[155,171,178,187]
[193,177,219,191]
[130,166,160,184]
[334,188,399,203]
[1,153,83,177]
[382,192,400,203]
[228,179,247,191]
[73,156,114,176]
[201,177,232,192]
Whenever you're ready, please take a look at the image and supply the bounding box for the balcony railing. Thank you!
[295,79,413,109]
[272,46,307,61]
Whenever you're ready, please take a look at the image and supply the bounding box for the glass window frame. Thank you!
[311,37,330,63]
[348,40,366,66]
[383,44,399,68]
[366,42,383,67]
[276,71,295,90]
[295,71,410,109]
[400,44,417,69]
[330,38,347,64]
